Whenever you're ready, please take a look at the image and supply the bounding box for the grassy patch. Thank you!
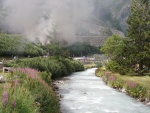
[84,63,97,69]
[96,68,150,101]
[121,75,150,91]
[95,66,106,77]
[0,72,9,76]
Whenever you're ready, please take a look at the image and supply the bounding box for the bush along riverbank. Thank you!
[6,56,84,79]
[0,57,84,113]
[0,68,59,113]
[96,68,150,105]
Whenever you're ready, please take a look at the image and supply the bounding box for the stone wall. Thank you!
[76,36,109,47]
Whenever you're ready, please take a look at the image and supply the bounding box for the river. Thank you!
[57,68,150,113]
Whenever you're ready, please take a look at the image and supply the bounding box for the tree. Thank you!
[101,35,125,63]
[127,0,150,72]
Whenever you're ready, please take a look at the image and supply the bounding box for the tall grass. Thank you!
[0,68,60,113]
[96,68,150,101]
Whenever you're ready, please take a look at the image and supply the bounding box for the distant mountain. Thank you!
[0,0,134,46]
[92,0,132,33]
[110,0,132,33]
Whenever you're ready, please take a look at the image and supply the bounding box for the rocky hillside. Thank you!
[110,0,132,33]
[92,0,132,33]
[75,23,125,47]
[0,0,132,46]
[74,0,132,46]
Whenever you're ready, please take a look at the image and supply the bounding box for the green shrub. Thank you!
[39,71,52,85]
[112,78,124,89]
[31,83,59,113]
[106,60,120,72]
[13,68,60,113]
[6,57,84,79]
[59,58,75,75]
[0,33,45,57]
[96,62,103,68]
[71,60,84,72]
[57,62,68,77]
[106,61,130,75]
[5,60,19,67]
[0,84,39,113]
[125,80,147,100]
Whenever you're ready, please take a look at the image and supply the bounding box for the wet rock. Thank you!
[145,98,150,102]
[57,94,63,99]
[62,77,69,81]
[52,85,59,91]
[121,88,126,93]
[60,95,63,98]
[147,102,150,106]
[53,80,64,85]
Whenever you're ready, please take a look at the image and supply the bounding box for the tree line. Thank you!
[0,33,100,58]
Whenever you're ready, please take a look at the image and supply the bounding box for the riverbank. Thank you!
[0,69,60,113]
[95,67,150,106]
[0,56,85,113]
[84,63,97,70]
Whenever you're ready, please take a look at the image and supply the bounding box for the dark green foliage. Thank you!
[101,0,150,74]
[106,60,131,75]
[66,42,100,57]
[126,0,150,73]
[0,33,46,57]
[106,60,120,72]
[101,35,125,60]
[39,71,52,85]
[24,43,46,57]
[31,82,59,113]
[71,60,84,72]
[6,57,84,79]
[58,58,75,75]
[100,35,130,74]
[0,33,24,56]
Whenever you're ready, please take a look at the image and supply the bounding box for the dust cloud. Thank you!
[1,0,95,43]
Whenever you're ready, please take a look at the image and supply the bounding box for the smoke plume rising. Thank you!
[1,0,94,43]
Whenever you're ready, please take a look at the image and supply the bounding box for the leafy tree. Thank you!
[100,35,128,67]
[127,0,150,72]
[101,0,150,74]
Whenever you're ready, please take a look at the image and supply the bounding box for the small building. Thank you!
[3,67,11,73]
